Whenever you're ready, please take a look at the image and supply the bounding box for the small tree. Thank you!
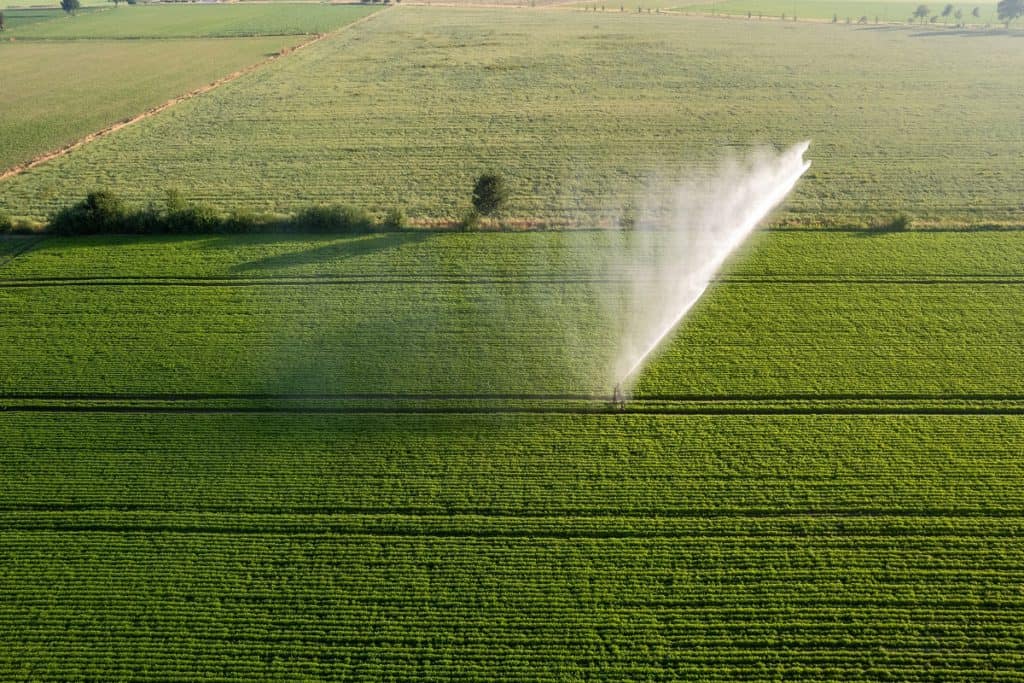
[913,4,930,22]
[471,173,509,217]
[60,0,80,13]
[50,190,127,235]
[954,7,963,24]
[941,3,954,22]
[997,0,1023,25]
[971,5,980,18]
[0,11,5,31]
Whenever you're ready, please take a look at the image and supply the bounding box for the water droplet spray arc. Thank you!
[615,141,812,389]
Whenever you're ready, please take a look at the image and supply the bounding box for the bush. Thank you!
[220,208,262,234]
[167,202,222,233]
[460,209,481,232]
[50,190,128,235]
[619,202,637,230]
[381,207,408,231]
[42,191,402,235]
[887,213,911,231]
[472,173,509,216]
[293,204,376,233]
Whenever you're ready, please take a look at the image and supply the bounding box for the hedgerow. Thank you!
[47,190,407,235]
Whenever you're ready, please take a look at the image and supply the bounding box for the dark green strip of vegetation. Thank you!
[20,190,409,236]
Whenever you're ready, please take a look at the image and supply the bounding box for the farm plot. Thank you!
[0,5,377,175]
[0,38,302,172]
[1,230,1022,403]
[634,281,1024,398]
[1,7,1022,224]
[0,7,103,30]
[2,412,1024,680]
[736,229,1024,279]
[5,3,378,39]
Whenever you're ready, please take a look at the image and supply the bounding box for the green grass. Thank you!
[5,3,377,39]
[2,7,1021,225]
[680,0,1000,23]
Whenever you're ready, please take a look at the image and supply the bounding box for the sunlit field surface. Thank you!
[0,4,376,171]
[1,3,1023,680]
[3,228,1024,679]
[1,7,1022,225]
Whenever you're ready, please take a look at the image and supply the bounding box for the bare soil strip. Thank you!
[0,9,387,183]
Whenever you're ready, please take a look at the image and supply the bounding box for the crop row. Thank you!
[0,277,1019,396]
[2,9,1022,222]
[2,412,1023,514]
[4,230,1024,281]
[3,530,1023,680]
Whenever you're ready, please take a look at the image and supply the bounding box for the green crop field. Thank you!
[2,3,1023,680]
[1,230,1023,401]
[5,416,1023,680]
[0,4,376,174]
[2,7,1021,226]
[2,227,1024,679]
[0,7,102,29]
[3,3,377,39]
[0,37,300,171]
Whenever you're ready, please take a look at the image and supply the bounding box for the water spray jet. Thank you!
[613,141,812,393]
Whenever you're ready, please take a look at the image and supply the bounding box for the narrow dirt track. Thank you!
[0,8,389,183]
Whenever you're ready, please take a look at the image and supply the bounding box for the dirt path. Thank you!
[0,9,388,184]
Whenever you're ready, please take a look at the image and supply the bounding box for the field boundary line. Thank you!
[4,404,1024,416]
[0,8,389,184]
[0,235,46,271]
[5,391,1024,402]
[5,274,1024,288]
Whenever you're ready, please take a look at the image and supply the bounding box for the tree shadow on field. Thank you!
[215,231,438,274]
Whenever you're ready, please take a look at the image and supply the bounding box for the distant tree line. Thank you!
[909,1,1021,25]
[997,0,1023,24]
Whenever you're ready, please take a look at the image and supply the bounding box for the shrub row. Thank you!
[40,190,408,236]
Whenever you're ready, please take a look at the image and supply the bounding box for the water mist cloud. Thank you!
[614,141,812,388]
